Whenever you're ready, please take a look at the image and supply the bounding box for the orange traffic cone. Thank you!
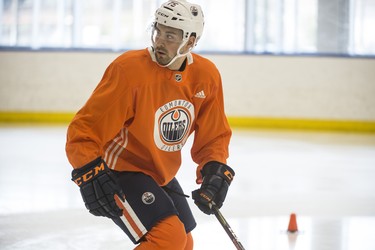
[287,213,298,233]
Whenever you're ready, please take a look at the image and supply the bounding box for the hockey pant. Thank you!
[112,172,196,249]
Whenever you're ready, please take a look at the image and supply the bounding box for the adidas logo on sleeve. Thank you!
[194,90,206,98]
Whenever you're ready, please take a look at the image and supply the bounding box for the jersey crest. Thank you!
[154,99,195,152]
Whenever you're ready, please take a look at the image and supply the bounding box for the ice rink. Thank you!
[1,125,375,250]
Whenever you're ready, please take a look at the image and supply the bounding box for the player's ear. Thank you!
[186,35,196,50]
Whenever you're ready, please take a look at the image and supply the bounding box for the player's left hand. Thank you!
[192,161,235,215]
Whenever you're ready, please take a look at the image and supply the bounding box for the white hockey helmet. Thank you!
[154,0,204,47]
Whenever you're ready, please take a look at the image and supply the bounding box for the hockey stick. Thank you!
[212,206,246,250]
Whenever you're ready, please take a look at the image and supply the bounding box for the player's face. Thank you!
[152,24,184,65]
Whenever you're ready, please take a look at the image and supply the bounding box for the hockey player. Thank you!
[66,0,235,249]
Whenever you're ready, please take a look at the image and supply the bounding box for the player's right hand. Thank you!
[71,157,124,218]
[192,161,235,215]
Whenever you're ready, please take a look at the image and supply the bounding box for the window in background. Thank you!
[0,0,15,46]
[71,0,159,50]
[15,0,33,46]
[72,0,113,48]
[37,0,72,48]
[350,0,375,55]
[194,0,246,52]
[0,0,374,56]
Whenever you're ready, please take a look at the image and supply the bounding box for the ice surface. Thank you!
[1,126,375,249]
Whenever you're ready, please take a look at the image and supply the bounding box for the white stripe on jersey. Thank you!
[111,128,128,168]
[104,128,128,169]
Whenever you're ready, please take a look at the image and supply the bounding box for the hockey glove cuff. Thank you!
[192,161,235,215]
[71,157,124,218]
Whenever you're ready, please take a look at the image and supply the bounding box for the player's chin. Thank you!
[156,56,171,66]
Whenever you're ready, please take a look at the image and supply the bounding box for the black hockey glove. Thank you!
[192,161,235,215]
[71,157,124,218]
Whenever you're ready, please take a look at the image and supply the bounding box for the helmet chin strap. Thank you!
[155,40,192,68]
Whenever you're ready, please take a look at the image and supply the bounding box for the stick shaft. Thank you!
[213,206,246,250]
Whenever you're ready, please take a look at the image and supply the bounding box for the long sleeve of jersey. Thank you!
[190,73,232,181]
[66,49,231,185]
[66,62,134,168]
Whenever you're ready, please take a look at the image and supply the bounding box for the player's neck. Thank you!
[167,56,187,71]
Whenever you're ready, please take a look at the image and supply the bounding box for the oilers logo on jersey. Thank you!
[154,99,195,152]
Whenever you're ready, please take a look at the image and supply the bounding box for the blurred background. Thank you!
[0,0,374,127]
[0,0,374,249]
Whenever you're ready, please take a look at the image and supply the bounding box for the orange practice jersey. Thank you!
[66,48,231,186]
